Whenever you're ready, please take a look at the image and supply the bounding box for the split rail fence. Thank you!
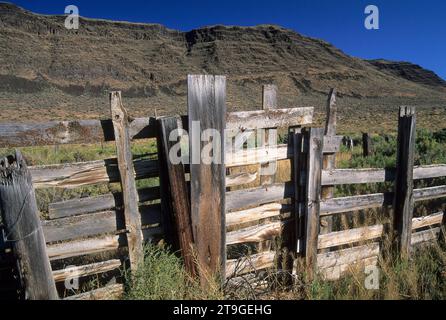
[0,75,445,299]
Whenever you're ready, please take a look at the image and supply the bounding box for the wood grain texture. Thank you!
[226,251,275,277]
[110,91,144,270]
[0,150,58,299]
[188,75,226,281]
[52,259,121,282]
[30,158,158,189]
[64,283,123,300]
[226,221,287,245]
[226,203,290,227]
[317,243,379,269]
[411,227,441,245]
[412,212,443,230]
[159,116,196,276]
[318,224,384,250]
[301,128,324,275]
[393,106,416,257]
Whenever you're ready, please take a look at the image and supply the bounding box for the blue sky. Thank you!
[7,0,446,79]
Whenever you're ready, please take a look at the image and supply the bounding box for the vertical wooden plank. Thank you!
[321,89,337,244]
[300,128,324,277]
[0,150,58,299]
[188,75,226,283]
[158,116,197,277]
[393,106,416,258]
[110,91,143,270]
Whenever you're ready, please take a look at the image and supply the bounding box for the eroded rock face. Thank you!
[0,3,445,118]
[368,59,446,88]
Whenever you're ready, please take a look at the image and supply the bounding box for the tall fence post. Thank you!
[321,89,337,246]
[0,150,58,299]
[393,106,416,258]
[158,116,197,277]
[110,91,144,270]
[299,128,324,277]
[188,75,226,284]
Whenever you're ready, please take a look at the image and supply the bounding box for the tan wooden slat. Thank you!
[319,256,378,281]
[226,221,288,245]
[30,158,158,189]
[48,186,160,219]
[64,283,124,300]
[52,259,121,282]
[226,172,258,188]
[226,203,291,227]
[317,225,384,250]
[412,212,444,230]
[226,251,276,278]
[317,243,380,269]
[411,227,441,245]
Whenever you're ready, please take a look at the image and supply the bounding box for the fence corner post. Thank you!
[299,127,324,278]
[393,106,416,258]
[0,150,58,299]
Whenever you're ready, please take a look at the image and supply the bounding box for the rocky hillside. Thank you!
[0,2,445,124]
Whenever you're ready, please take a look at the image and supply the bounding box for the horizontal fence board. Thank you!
[317,243,380,269]
[321,165,446,186]
[226,251,276,278]
[46,227,162,261]
[52,259,121,282]
[0,108,312,148]
[226,220,288,245]
[412,212,444,230]
[48,186,160,219]
[321,185,446,216]
[226,182,293,212]
[42,204,161,243]
[64,283,124,300]
[226,107,314,131]
[411,227,441,245]
[319,256,378,281]
[226,172,258,188]
[317,225,384,250]
[226,203,291,227]
[30,158,158,189]
[0,118,157,148]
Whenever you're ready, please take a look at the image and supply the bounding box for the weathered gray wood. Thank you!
[317,243,380,269]
[260,84,278,186]
[43,205,161,243]
[321,89,337,242]
[48,186,160,219]
[411,227,441,245]
[318,224,384,250]
[319,256,378,281]
[188,75,226,282]
[226,172,258,187]
[412,212,444,230]
[226,251,275,278]
[226,107,313,131]
[30,158,158,189]
[52,259,121,282]
[362,133,373,157]
[226,182,294,212]
[64,283,124,300]
[0,118,158,148]
[226,203,291,227]
[46,227,162,261]
[226,221,288,245]
[110,92,144,270]
[393,106,416,258]
[300,128,324,276]
[0,150,58,299]
[159,116,196,277]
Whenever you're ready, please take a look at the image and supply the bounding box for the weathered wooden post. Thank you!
[0,150,58,299]
[393,106,416,258]
[298,128,324,277]
[320,89,337,246]
[110,92,144,270]
[188,75,226,284]
[158,116,197,277]
[362,132,374,157]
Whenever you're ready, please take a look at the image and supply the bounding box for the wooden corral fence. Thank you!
[0,74,445,299]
